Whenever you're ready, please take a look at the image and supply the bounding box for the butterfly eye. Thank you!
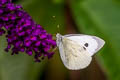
[84,43,88,47]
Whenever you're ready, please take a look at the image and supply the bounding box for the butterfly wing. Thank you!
[58,37,92,70]
[56,33,105,70]
[64,34,105,56]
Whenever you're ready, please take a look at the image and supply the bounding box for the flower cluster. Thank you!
[0,0,56,62]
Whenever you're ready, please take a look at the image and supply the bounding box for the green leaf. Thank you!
[70,0,120,80]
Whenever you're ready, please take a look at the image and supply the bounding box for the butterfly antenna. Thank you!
[57,24,61,34]
[51,16,61,37]
[52,25,60,40]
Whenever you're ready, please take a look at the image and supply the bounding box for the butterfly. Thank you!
[56,33,105,70]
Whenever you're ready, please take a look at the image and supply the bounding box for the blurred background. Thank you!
[0,0,120,80]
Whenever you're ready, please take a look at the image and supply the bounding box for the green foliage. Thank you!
[70,0,120,80]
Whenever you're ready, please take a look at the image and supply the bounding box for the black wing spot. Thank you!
[84,43,88,47]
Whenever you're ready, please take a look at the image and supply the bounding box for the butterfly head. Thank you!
[56,33,63,46]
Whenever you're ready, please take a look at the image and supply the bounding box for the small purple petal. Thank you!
[30,36,37,41]
[26,50,32,56]
[40,34,47,39]
[20,47,25,52]
[35,41,41,46]
[24,40,31,47]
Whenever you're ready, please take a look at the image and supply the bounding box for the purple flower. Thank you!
[0,0,11,4]
[0,0,56,62]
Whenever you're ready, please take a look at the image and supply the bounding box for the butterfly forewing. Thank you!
[65,34,105,56]
[60,37,92,70]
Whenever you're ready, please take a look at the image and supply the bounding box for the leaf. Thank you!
[70,0,120,80]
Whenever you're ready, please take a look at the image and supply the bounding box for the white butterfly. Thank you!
[56,33,105,70]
